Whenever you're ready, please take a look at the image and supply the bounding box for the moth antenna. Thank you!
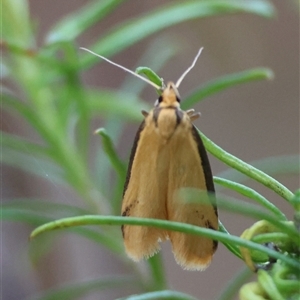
[80,47,162,90]
[175,47,204,88]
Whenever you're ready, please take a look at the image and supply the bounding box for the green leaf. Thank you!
[182,68,274,109]
[290,188,300,211]
[85,88,150,121]
[2,206,123,255]
[117,290,199,300]
[2,199,91,217]
[272,262,300,294]
[2,208,51,225]
[217,155,300,184]
[218,221,242,259]
[257,270,285,300]
[95,128,126,179]
[2,92,41,130]
[147,254,167,290]
[2,0,33,46]
[217,194,297,239]
[135,67,163,89]
[1,148,64,182]
[214,177,286,220]
[199,130,295,202]
[80,0,275,69]
[46,0,125,43]
[31,277,138,300]
[30,214,300,270]
[2,131,50,158]
[28,231,57,265]
[252,233,294,253]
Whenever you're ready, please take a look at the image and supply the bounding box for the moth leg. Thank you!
[186,109,201,121]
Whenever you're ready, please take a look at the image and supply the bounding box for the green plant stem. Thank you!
[3,208,122,255]
[218,221,242,259]
[116,290,198,300]
[95,128,126,179]
[46,0,125,43]
[199,131,294,203]
[252,233,291,244]
[182,68,273,109]
[32,276,139,300]
[272,263,300,293]
[147,254,167,291]
[215,196,298,241]
[214,177,286,220]
[80,1,275,69]
[30,215,300,270]
[135,66,163,89]
[62,43,90,161]
[8,55,100,211]
[257,269,285,300]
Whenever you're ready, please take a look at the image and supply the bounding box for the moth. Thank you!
[81,47,218,270]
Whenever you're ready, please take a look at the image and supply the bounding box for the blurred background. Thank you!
[2,1,299,299]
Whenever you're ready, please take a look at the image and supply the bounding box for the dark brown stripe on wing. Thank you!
[191,126,215,192]
[175,108,184,127]
[153,107,161,127]
[191,125,218,217]
[122,120,145,197]
[207,220,218,252]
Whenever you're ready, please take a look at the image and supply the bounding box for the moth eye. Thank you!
[176,96,181,103]
[154,96,163,106]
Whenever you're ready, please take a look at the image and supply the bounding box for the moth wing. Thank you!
[121,118,168,261]
[167,124,218,270]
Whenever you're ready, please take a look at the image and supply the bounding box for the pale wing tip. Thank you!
[123,229,168,262]
[173,254,213,271]
[125,245,161,262]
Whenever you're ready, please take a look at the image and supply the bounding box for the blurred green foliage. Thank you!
[2,0,299,299]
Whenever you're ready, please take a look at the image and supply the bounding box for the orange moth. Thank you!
[81,48,218,270]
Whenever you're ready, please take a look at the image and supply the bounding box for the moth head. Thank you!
[155,82,181,108]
